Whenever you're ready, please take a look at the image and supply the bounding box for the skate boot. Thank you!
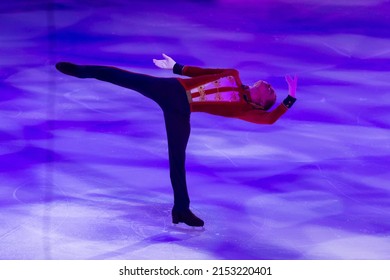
[55,62,89,78]
[172,208,204,227]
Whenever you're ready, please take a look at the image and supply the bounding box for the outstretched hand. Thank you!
[153,53,176,70]
[285,75,298,98]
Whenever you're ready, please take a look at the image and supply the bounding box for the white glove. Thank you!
[153,53,176,70]
[285,75,298,98]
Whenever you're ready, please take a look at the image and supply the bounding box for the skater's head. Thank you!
[247,80,276,110]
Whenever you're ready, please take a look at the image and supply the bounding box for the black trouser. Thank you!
[78,66,191,211]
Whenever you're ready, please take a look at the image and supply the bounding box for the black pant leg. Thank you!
[163,110,191,211]
[80,65,174,105]
[160,80,192,210]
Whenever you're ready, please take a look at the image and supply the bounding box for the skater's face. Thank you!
[249,81,276,110]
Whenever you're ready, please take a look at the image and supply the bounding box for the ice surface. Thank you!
[0,0,389,259]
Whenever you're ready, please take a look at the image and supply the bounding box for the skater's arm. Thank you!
[239,75,297,124]
[238,96,296,124]
[153,53,237,77]
[173,63,238,77]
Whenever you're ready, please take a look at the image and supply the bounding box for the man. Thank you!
[56,54,297,227]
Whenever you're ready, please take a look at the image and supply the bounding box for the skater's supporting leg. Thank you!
[163,110,191,211]
[163,110,204,227]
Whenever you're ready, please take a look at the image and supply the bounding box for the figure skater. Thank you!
[55,54,298,227]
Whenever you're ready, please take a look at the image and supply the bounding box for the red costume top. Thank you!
[174,64,296,124]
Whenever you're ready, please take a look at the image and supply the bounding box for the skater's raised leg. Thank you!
[56,62,181,107]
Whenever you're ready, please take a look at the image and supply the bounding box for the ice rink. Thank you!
[1,0,390,259]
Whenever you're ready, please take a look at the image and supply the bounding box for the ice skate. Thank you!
[172,209,204,227]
